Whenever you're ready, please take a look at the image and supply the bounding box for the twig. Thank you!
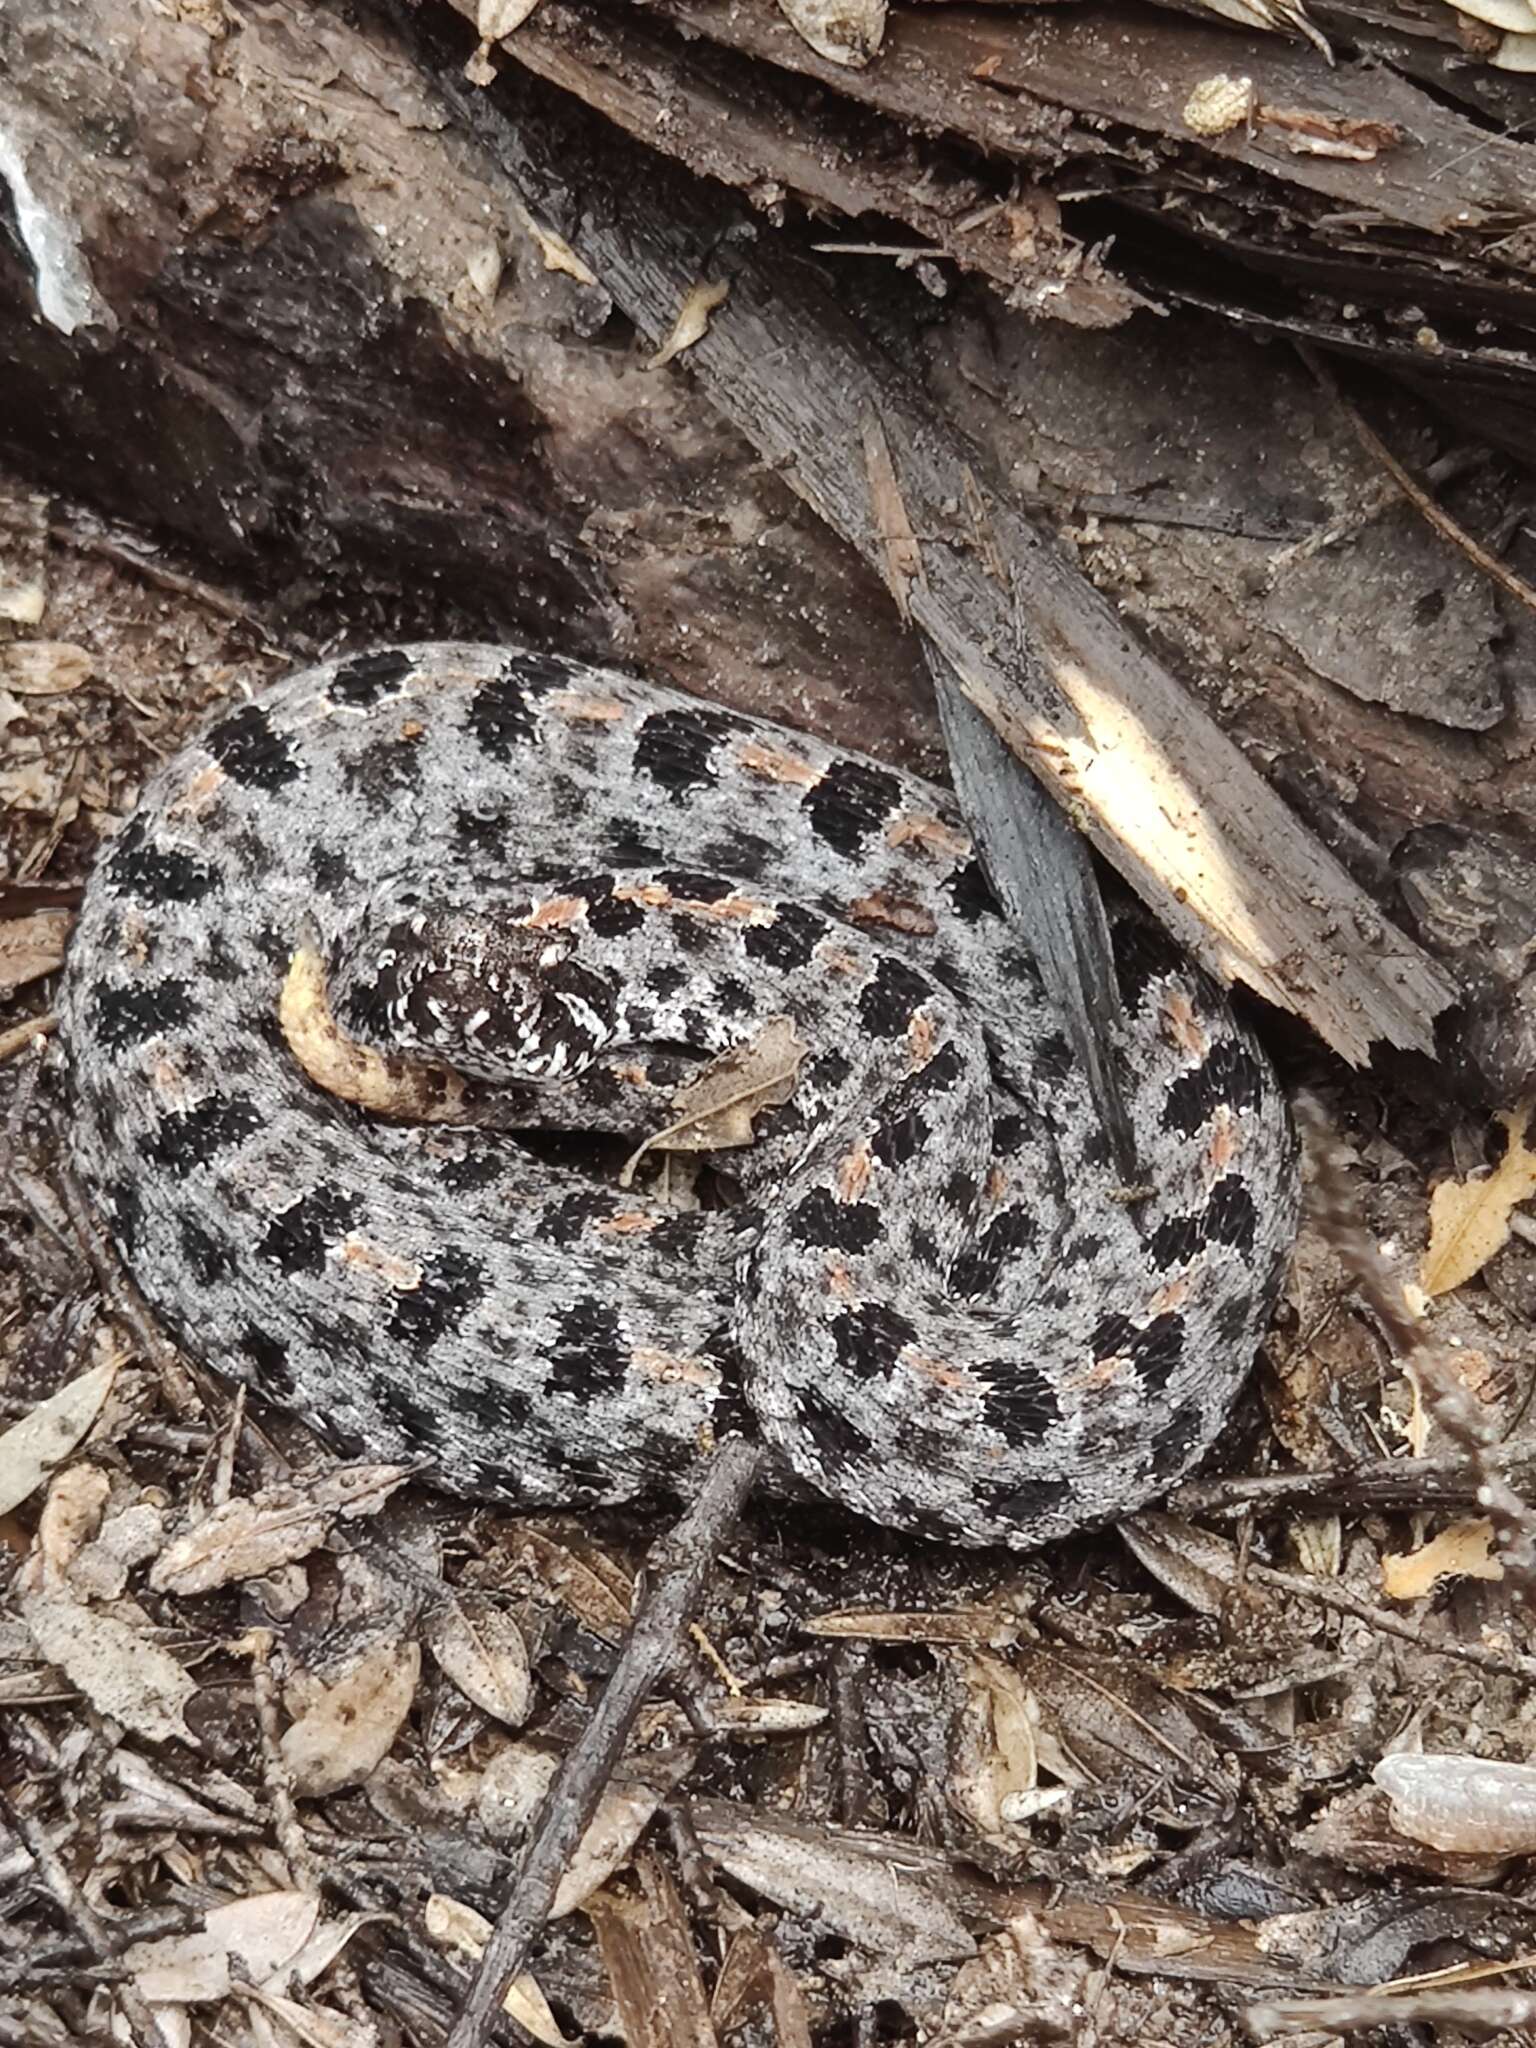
[1299,343,1536,619]
[0,1789,174,2048]
[1251,1986,1536,2033]
[44,517,289,642]
[238,1628,320,1890]
[1170,1450,1536,1517]
[1243,1557,1536,1682]
[829,1646,873,1829]
[444,1438,764,2048]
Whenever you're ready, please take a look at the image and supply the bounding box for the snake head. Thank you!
[332,904,624,1085]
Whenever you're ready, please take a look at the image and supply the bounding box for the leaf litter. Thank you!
[8,486,1536,2046]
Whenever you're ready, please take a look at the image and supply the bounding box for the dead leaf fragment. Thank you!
[775,0,887,66]
[1381,1518,1503,1600]
[0,640,93,694]
[0,1355,119,1517]
[1422,1102,1536,1295]
[126,1890,321,2003]
[425,1895,572,2045]
[22,1588,197,1744]
[424,1593,532,1727]
[0,583,45,624]
[948,1651,1039,1839]
[149,1464,412,1595]
[1256,102,1403,159]
[647,278,730,370]
[514,203,599,286]
[281,1640,421,1796]
[475,1744,669,1913]
[621,1017,806,1186]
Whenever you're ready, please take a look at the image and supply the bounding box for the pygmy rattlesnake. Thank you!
[62,644,1298,1548]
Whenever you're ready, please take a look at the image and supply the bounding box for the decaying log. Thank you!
[2,0,1534,1088]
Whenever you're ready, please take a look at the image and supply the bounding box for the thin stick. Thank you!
[444,1438,764,2048]
[1243,1557,1536,1682]
[1299,343,1536,619]
[1251,1986,1536,2034]
[0,1789,175,2048]
[1170,1450,1536,1517]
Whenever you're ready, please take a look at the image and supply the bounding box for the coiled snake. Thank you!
[62,644,1298,1548]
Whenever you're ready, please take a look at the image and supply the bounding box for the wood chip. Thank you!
[0,908,71,993]
[647,278,731,369]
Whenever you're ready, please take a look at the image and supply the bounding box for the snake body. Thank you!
[62,644,1297,1548]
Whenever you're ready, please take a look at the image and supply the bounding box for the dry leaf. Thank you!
[511,1526,633,1640]
[22,1588,197,1744]
[691,1802,976,1962]
[126,1890,321,2003]
[0,1355,119,1517]
[423,1594,532,1727]
[1381,1518,1503,1600]
[647,279,730,370]
[425,1895,573,2045]
[0,909,72,994]
[707,1697,829,1735]
[475,1745,667,1912]
[0,640,93,694]
[150,1464,412,1595]
[238,1983,379,2048]
[775,0,887,66]
[620,1017,806,1184]
[281,1640,421,1795]
[805,1604,1018,1644]
[1422,1102,1536,1295]
[948,1651,1039,1839]
[863,414,924,620]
